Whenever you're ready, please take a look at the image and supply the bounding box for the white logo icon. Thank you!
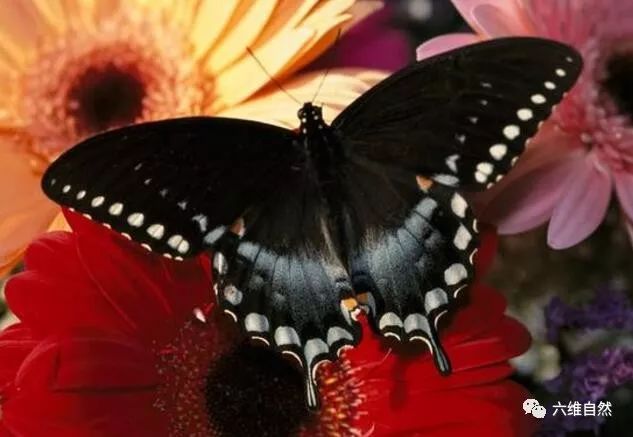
[523,398,547,419]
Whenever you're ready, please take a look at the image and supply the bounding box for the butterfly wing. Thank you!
[212,168,360,410]
[340,157,478,372]
[42,116,360,409]
[332,37,581,365]
[42,117,297,259]
[332,37,583,189]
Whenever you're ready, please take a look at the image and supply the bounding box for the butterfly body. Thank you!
[296,102,345,201]
[42,37,583,410]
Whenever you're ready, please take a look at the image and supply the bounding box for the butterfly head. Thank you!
[297,103,326,135]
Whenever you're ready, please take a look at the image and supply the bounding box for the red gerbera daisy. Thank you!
[0,211,537,436]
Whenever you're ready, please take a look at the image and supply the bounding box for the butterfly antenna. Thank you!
[246,47,301,105]
[311,28,342,104]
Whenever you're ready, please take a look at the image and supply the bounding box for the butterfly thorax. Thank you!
[297,103,342,189]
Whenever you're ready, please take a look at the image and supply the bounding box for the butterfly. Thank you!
[42,37,582,409]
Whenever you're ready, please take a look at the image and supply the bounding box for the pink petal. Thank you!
[474,125,583,234]
[451,0,535,36]
[614,171,633,220]
[476,150,582,234]
[416,33,479,60]
[547,155,612,249]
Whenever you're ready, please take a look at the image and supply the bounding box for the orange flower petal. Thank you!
[218,68,385,127]
[189,0,241,60]
[212,28,314,109]
[285,13,352,73]
[255,0,320,43]
[205,0,279,74]
[0,148,42,217]
[0,201,58,266]
[0,0,53,52]
[29,0,67,33]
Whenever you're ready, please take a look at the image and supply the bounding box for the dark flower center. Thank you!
[603,52,633,117]
[67,63,145,134]
[205,343,311,437]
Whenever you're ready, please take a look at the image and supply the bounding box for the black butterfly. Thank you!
[42,37,582,409]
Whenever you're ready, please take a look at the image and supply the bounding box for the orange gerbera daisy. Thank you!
[0,0,385,276]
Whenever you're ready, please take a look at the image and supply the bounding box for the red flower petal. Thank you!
[359,381,537,437]
[8,211,212,344]
[0,324,38,385]
[1,207,533,436]
[14,333,158,391]
[2,333,166,436]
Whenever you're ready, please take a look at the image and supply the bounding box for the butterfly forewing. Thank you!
[42,117,297,259]
[333,37,582,190]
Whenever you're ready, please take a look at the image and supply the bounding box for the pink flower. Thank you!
[418,0,633,249]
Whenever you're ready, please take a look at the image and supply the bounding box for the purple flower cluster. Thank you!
[545,287,633,343]
[547,348,633,401]
[540,287,633,436]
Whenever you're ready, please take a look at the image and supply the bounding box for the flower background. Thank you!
[1,0,632,436]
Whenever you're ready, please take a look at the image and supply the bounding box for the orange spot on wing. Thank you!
[416,175,433,191]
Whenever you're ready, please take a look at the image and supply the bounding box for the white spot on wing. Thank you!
[326,327,354,347]
[489,144,507,160]
[517,108,533,121]
[76,190,86,200]
[477,162,493,175]
[167,234,183,249]
[177,239,190,254]
[555,68,566,77]
[424,288,449,313]
[91,196,105,207]
[451,193,467,218]
[304,339,329,378]
[147,224,164,239]
[274,326,301,347]
[531,94,546,104]
[109,202,123,216]
[62,185,71,193]
[503,125,520,140]
[433,174,459,186]
[245,313,269,333]
[544,81,556,90]
[213,252,228,274]
[192,214,208,232]
[444,263,468,286]
[379,312,403,330]
[223,285,243,305]
[475,171,488,183]
[204,227,226,246]
[445,154,459,172]
[404,313,430,334]
[127,212,144,227]
[453,224,472,250]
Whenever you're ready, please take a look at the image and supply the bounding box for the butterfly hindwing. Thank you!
[42,117,297,259]
[211,169,361,409]
[341,157,478,370]
[333,37,582,190]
